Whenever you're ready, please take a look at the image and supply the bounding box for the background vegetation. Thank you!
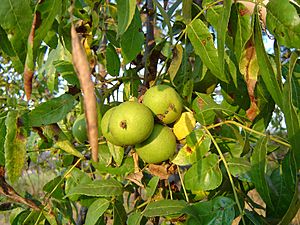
[0,0,300,224]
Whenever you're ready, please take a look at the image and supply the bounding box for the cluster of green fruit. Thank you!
[73,84,184,164]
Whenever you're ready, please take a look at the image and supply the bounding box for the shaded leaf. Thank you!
[184,154,222,191]
[184,196,235,225]
[123,69,142,101]
[143,200,187,217]
[254,11,283,108]
[4,111,27,183]
[106,43,120,76]
[43,176,64,200]
[266,0,300,48]
[250,137,274,210]
[113,199,127,225]
[94,156,134,176]
[85,198,110,225]
[53,60,80,87]
[66,179,123,197]
[117,0,136,35]
[27,94,76,127]
[120,8,144,64]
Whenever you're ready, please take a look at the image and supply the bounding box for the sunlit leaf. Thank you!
[66,179,123,198]
[266,0,300,48]
[143,200,187,217]
[120,8,144,64]
[168,45,183,82]
[187,19,227,82]
[93,156,134,176]
[184,154,222,191]
[0,112,7,166]
[117,0,136,35]
[146,176,159,199]
[0,0,32,68]
[85,198,110,225]
[4,111,27,183]
[27,94,76,127]
[107,142,124,167]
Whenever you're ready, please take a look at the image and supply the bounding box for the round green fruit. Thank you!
[72,114,88,143]
[100,107,123,145]
[109,101,154,146]
[143,84,183,124]
[136,124,176,164]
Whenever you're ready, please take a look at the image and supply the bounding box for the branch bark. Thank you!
[0,167,40,211]
[143,0,157,87]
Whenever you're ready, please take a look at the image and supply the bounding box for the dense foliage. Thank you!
[1,0,300,224]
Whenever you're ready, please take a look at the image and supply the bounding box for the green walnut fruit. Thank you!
[100,107,123,146]
[136,124,176,164]
[72,114,88,143]
[143,84,183,124]
[109,101,154,146]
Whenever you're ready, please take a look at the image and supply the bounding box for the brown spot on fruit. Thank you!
[120,120,127,129]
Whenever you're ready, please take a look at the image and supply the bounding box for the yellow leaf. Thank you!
[173,112,196,140]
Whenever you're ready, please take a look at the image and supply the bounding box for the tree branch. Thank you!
[0,167,41,211]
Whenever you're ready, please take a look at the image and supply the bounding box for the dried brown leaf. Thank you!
[71,24,98,162]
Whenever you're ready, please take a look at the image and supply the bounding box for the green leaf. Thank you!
[184,154,222,191]
[123,69,142,101]
[66,179,123,198]
[93,156,134,176]
[172,129,211,166]
[106,43,120,76]
[250,137,274,210]
[0,26,23,71]
[27,94,76,127]
[113,199,127,225]
[230,3,252,62]
[217,0,232,75]
[0,0,32,67]
[254,10,283,108]
[146,176,159,198]
[143,200,187,217]
[127,211,144,225]
[43,211,58,225]
[184,196,235,225]
[192,94,217,125]
[53,60,80,87]
[65,168,92,201]
[117,0,136,35]
[0,112,7,166]
[182,0,193,22]
[227,157,252,182]
[4,111,27,183]
[85,198,110,225]
[154,0,173,42]
[187,19,227,82]
[168,45,183,82]
[120,8,144,64]
[107,142,124,167]
[43,176,64,200]
[98,143,112,166]
[266,0,300,48]
[34,0,61,45]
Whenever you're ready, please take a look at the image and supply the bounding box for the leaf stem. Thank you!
[177,165,189,203]
[203,126,246,225]
[206,120,290,148]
